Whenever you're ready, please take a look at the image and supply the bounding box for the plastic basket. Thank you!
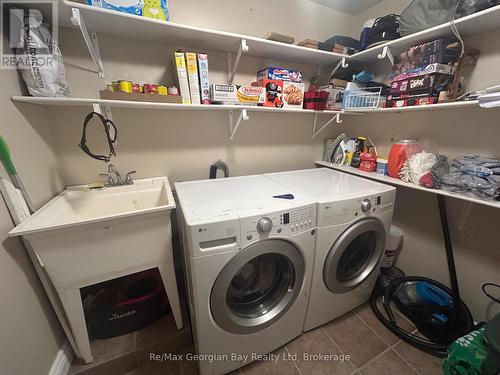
[344,87,382,111]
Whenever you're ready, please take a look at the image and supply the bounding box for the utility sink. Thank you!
[9,176,175,236]
[8,176,182,364]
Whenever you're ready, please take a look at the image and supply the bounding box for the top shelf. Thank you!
[58,0,347,66]
[59,1,500,68]
[350,5,500,63]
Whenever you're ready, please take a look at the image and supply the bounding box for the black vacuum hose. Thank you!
[370,276,474,357]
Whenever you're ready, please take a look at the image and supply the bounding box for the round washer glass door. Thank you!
[210,239,305,334]
[324,218,386,293]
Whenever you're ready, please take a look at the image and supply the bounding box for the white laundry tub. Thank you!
[9,176,183,363]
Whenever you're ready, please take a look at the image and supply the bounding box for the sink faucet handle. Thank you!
[99,173,115,186]
[125,170,136,184]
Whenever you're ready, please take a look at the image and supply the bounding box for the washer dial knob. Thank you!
[257,217,273,234]
[361,199,372,212]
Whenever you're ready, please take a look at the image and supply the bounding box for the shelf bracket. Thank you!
[312,113,342,138]
[329,57,349,79]
[377,46,394,66]
[457,201,472,231]
[227,39,249,85]
[229,109,249,141]
[71,8,105,79]
[92,102,113,121]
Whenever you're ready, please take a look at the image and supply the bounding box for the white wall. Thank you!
[0,36,65,375]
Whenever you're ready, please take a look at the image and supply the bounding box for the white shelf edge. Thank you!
[346,101,480,114]
[11,96,357,115]
[316,161,500,210]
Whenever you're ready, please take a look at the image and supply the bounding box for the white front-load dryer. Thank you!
[175,175,317,374]
[265,168,396,331]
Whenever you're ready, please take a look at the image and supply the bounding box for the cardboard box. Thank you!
[391,63,455,83]
[390,73,453,95]
[257,66,302,83]
[197,53,210,104]
[86,0,169,20]
[99,90,182,103]
[252,80,284,107]
[209,84,265,105]
[185,52,201,105]
[322,86,344,110]
[172,51,191,104]
[297,39,319,49]
[282,82,305,108]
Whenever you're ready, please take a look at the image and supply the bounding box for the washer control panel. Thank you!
[241,205,316,245]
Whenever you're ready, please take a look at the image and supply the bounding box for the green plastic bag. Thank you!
[443,327,499,375]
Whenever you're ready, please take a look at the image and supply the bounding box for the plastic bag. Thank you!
[441,155,500,200]
[15,12,70,97]
[399,0,459,37]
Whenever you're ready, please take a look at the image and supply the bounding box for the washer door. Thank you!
[324,218,386,293]
[210,239,305,334]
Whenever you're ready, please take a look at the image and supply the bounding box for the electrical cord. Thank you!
[482,283,500,304]
[79,112,117,162]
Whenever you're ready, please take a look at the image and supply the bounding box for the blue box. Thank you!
[86,0,169,21]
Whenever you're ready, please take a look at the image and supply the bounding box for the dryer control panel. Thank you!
[240,205,316,245]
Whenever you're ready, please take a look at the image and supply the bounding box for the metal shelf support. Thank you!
[312,113,342,138]
[229,109,249,141]
[377,46,394,66]
[71,8,105,79]
[330,57,349,78]
[227,39,249,85]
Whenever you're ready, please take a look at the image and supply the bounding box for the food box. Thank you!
[86,0,169,20]
[385,93,438,108]
[390,73,454,95]
[391,63,454,83]
[209,84,265,105]
[252,80,284,107]
[197,53,211,104]
[257,66,302,83]
[99,90,182,103]
[283,82,305,108]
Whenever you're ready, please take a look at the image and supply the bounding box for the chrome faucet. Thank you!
[100,164,136,187]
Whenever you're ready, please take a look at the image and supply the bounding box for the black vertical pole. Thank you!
[437,195,461,308]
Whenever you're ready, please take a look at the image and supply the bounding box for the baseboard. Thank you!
[48,340,74,375]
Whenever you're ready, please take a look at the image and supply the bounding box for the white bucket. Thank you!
[380,225,404,268]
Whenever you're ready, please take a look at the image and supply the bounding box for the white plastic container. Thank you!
[380,225,404,268]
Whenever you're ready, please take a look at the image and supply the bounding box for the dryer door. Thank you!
[324,218,386,293]
[210,239,304,334]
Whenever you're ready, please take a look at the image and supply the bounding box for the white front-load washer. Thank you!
[175,175,317,374]
[266,168,396,331]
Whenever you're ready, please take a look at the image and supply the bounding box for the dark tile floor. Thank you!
[71,303,444,375]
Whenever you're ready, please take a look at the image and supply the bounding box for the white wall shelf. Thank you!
[350,5,500,63]
[11,95,352,115]
[58,0,348,67]
[12,96,358,141]
[316,161,500,210]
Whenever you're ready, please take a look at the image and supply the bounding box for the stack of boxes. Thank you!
[386,38,459,108]
[252,66,305,108]
[173,50,211,105]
